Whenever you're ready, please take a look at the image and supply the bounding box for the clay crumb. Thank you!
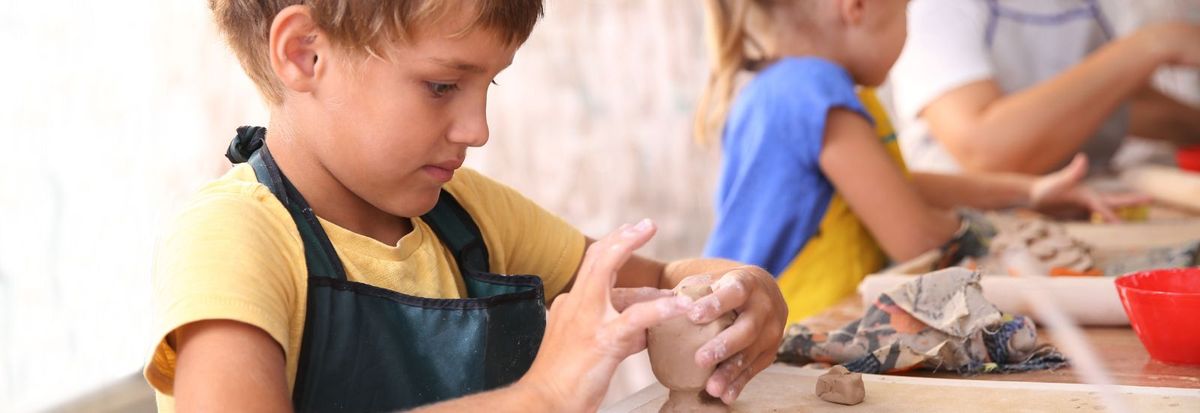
[815,365,865,405]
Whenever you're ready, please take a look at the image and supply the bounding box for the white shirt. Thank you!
[888,0,1127,173]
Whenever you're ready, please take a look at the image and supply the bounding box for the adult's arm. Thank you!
[921,22,1200,174]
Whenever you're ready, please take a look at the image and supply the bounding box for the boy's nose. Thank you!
[446,111,489,147]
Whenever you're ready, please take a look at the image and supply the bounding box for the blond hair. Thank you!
[694,0,774,145]
[209,0,543,104]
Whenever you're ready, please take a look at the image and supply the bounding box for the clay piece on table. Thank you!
[647,276,735,413]
[814,365,865,405]
[978,217,1095,274]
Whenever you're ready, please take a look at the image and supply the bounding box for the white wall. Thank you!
[1,0,1196,411]
[0,1,268,410]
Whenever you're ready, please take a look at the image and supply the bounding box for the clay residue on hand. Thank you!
[814,365,865,405]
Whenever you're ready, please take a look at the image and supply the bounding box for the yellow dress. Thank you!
[777,89,909,324]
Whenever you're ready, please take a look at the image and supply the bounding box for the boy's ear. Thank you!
[269,5,327,96]
[836,0,866,26]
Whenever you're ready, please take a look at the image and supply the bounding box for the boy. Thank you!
[146,1,787,411]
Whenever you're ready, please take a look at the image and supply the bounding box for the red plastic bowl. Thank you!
[1115,268,1200,365]
[1178,145,1200,173]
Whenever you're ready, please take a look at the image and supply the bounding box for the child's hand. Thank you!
[1029,154,1151,222]
[518,220,691,412]
[684,267,787,404]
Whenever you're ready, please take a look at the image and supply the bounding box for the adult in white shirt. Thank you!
[889,0,1200,175]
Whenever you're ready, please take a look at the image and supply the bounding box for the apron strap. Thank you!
[1084,0,1115,40]
[421,190,491,273]
[984,0,1113,47]
[229,126,348,280]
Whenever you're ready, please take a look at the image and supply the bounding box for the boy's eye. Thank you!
[426,82,459,97]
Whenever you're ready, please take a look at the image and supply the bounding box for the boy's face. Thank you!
[306,18,518,218]
[298,18,516,219]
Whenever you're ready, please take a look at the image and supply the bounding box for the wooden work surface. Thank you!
[801,297,1200,390]
[605,298,1200,413]
[604,364,1200,413]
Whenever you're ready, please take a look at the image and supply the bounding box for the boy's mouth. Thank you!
[422,159,464,183]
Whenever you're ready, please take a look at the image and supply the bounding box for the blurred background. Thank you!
[0,1,1195,411]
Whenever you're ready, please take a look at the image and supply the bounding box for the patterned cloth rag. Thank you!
[777,268,1068,374]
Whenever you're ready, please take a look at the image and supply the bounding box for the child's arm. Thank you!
[820,108,961,261]
[173,321,291,412]
[920,22,1200,174]
[909,154,1150,222]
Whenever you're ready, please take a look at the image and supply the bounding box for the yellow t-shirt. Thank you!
[144,165,585,411]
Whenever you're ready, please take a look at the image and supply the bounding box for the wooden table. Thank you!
[605,298,1200,412]
[604,364,1200,412]
[801,297,1200,389]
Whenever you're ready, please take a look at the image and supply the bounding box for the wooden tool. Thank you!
[862,220,1200,326]
[1121,166,1200,213]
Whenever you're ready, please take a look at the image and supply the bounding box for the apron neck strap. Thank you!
[228,126,348,279]
[421,191,491,273]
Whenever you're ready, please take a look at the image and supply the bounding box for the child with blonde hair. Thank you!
[696,0,1145,324]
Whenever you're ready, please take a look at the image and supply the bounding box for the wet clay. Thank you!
[647,277,735,413]
[814,365,865,405]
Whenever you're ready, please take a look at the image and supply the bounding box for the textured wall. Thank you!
[0,1,267,410]
[476,1,718,259]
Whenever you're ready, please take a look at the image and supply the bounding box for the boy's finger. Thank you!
[603,295,690,347]
[576,219,657,298]
[611,287,674,312]
[704,352,746,401]
[688,271,751,324]
[718,351,775,404]
[571,226,628,300]
[695,311,759,368]
[575,224,630,287]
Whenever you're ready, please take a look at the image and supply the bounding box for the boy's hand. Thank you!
[1030,154,1151,222]
[683,267,787,404]
[518,220,691,412]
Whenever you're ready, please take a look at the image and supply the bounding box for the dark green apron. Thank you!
[225,126,547,412]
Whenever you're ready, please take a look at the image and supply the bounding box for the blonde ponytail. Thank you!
[694,0,770,146]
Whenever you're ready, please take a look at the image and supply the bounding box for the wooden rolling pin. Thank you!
[1121,166,1200,213]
